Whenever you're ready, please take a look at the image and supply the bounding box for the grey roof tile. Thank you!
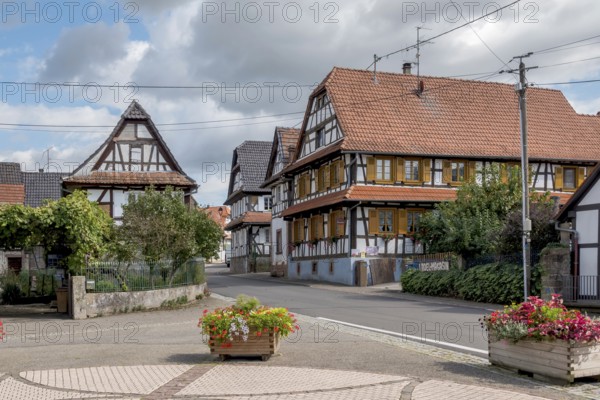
[235,141,272,193]
[0,162,23,184]
[23,172,67,207]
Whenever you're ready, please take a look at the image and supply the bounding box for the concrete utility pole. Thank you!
[507,53,537,300]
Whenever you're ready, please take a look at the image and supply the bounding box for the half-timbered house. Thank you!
[261,127,301,276]
[63,101,197,221]
[281,67,600,286]
[224,141,273,273]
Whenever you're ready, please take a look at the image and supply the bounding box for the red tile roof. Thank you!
[225,211,271,230]
[0,184,25,204]
[64,172,196,187]
[202,206,230,229]
[300,67,600,162]
[281,185,570,217]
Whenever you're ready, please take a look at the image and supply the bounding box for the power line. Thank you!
[533,40,600,55]
[534,33,600,55]
[366,0,521,70]
[532,79,600,86]
[0,111,305,129]
[536,55,600,70]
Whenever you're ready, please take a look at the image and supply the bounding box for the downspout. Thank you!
[554,221,579,279]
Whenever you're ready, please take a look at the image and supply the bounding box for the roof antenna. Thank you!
[416,26,432,92]
[373,54,381,84]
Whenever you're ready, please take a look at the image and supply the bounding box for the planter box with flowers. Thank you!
[482,295,600,383]
[198,295,298,361]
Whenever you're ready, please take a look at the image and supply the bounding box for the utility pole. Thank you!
[506,53,538,300]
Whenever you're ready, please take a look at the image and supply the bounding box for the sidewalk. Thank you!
[0,364,570,400]
[1,278,596,399]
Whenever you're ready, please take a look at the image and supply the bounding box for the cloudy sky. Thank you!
[1,0,599,205]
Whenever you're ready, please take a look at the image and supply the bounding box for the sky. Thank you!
[0,0,599,206]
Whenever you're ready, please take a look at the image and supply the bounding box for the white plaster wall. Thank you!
[580,181,600,207]
[576,210,599,245]
[271,217,288,265]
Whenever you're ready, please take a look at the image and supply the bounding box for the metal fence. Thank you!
[84,258,205,293]
[560,275,600,302]
[0,268,61,298]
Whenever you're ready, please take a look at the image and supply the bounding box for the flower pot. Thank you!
[489,337,600,383]
[209,328,281,361]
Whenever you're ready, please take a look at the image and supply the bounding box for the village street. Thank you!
[0,264,597,399]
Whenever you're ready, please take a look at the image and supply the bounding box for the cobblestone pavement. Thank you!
[0,364,557,400]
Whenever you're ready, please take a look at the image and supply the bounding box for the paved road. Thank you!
[207,265,494,354]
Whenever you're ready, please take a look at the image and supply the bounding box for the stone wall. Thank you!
[70,276,208,319]
[539,247,571,301]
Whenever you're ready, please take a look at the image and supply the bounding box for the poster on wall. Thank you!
[366,246,379,256]
[351,249,360,257]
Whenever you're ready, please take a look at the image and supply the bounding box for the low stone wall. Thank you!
[539,247,570,301]
[70,276,207,319]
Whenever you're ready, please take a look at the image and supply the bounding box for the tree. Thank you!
[116,186,222,283]
[0,191,113,274]
[417,164,555,259]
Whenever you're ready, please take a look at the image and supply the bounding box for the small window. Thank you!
[312,262,318,274]
[451,161,466,182]
[407,209,424,233]
[404,159,420,182]
[315,128,325,149]
[264,196,273,211]
[276,230,282,254]
[329,210,345,238]
[376,158,393,182]
[317,165,329,192]
[563,167,577,190]
[378,209,395,233]
[329,262,335,274]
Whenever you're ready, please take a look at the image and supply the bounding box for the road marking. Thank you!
[316,317,488,356]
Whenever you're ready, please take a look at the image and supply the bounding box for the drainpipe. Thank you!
[347,202,362,257]
[554,221,579,280]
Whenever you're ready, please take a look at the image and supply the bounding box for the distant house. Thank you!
[224,141,273,273]
[202,205,231,263]
[280,66,600,286]
[63,101,198,222]
[0,163,66,272]
[262,127,301,276]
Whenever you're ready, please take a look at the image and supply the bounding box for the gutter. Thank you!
[554,221,579,279]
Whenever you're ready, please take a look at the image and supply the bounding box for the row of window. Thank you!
[292,210,346,242]
[297,159,345,198]
[290,208,425,243]
[366,157,476,185]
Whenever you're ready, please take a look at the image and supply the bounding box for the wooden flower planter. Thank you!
[489,338,600,383]
[209,329,280,361]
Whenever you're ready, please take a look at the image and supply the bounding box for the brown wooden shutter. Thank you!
[398,209,408,235]
[578,167,586,187]
[368,209,379,235]
[396,158,405,182]
[308,217,314,241]
[327,213,332,238]
[318,215,324,239]
[442,160,452,183]
[337,160,346,184]
[292,220,298,242]
[554,166,563,190]
[422,159,431,183]
[366,157,376,182]
[467,161,477,181]
[324,165,331,190]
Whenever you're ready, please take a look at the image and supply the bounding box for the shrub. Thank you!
[401,263,542,304]
[1,282,23,304]
[94,280,116,292]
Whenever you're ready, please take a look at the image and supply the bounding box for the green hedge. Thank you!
[400,262,541,304]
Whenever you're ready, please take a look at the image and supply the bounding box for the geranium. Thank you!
[481,294,600,343]
[198,295,297,347]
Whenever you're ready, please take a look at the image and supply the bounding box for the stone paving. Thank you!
[0,364,564,400]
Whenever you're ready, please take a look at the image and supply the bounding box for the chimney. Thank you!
[402,62,412,75]
[38,168,44,173]
[596,111,600,116]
